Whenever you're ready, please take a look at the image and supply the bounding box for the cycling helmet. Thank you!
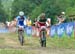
[19,11,24,16]
[40,13,46,18]
[61,12,65,15]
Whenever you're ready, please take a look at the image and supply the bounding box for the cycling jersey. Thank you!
[16,16,26,26]
[39,18,47,22]
[38,18,47,26]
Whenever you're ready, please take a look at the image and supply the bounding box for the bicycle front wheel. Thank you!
[18,30,24,46]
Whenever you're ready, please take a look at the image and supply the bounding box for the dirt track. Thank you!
[0,45,75,54]
[0,33,75,54]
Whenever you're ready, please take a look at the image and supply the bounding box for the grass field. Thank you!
[0,31,75,54]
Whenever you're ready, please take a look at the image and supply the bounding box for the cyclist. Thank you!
[37,13,50,37]
[14,11,27,45]
[37,13,47,32]
[37,13,47,47]
[15,11,27,30]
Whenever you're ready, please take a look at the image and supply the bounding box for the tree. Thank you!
[0,0,6,23]
[12,0,32,18]
[31,0,75,24]
[12,0,75,24]
[12,0,43,19]
[29,0,43,6]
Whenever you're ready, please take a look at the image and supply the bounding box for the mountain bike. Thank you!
[40,26,46,47]
[18,27,24,46]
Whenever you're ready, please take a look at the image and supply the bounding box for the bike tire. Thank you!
[18,30,24,46]
[40,29,46,47]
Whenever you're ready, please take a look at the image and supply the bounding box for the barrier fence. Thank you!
[0,22,75,38]
[50,22,74,38]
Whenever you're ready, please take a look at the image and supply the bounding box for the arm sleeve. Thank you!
[16,16,20,20]
[24,16,26,20]
[24,20,26,25]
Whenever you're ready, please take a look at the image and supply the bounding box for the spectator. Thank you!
[6,21,10,27]
[56,12,66,25]
[46,18,51,36]
[46,18,51,27]
[26,16,32,27]
[32,18,37,37]
[8,20,17,32]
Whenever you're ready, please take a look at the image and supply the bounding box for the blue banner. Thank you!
[56,23,65,37]
[25,26,32,36]
[65,22,74,37]
[50,25,56,37]
[0,28,9,33]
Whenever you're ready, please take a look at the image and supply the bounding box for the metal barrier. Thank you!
[0,28,9,33]
[50,22,74,37]
[0,22,74,38]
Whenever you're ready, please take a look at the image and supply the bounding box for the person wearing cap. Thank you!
[46,18,51,36]
[56,12,66,25]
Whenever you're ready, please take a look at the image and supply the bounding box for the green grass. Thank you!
[0,31,74,48]
[0,49,41,54]
[0,31,74,54]
[47,31,75,48]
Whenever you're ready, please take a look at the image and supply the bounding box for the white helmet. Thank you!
[61,12,65,15]
[19,11,24,16]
